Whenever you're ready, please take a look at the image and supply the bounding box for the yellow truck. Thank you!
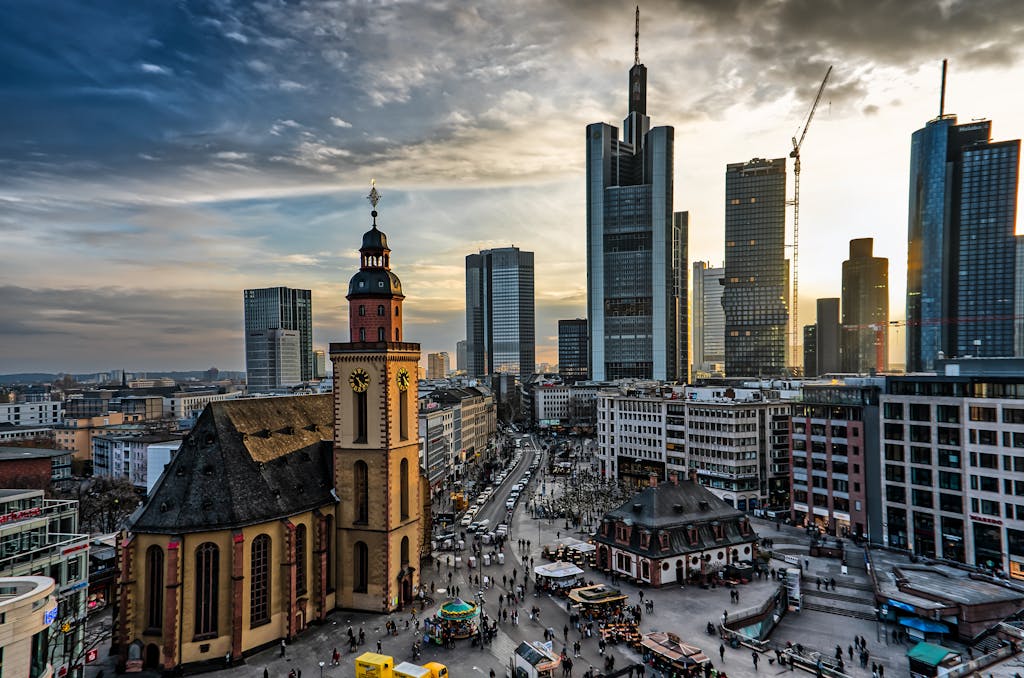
[354,653,447,678]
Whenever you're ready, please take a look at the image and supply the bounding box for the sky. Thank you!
[1,0,1023,374]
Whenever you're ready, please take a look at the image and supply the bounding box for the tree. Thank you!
[56,477,142,533]
[48,599,113,678]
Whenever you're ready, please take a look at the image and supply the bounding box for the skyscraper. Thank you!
[243,286,313,385]
[815,298,841,375]
[456,340,468,373]
[691,261,725,377]
[558,319,589,384]
[465,246,535,378]
[245,328,301,391]
[842,238,889,373]
[427,352,450,379]
[906,109,1020,370]
[585,11,685,381]
[722,158,789,377]
[802,325,817,378]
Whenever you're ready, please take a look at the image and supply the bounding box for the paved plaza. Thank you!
[86,439,914,678]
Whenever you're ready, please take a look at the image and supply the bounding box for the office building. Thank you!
[722,158,789,377]
[0,446,72,490]
[0,489,89,677]
[456,340,468,373]
[596,382,796,510]
[245,328,301,391]
[802,326,817,378]
[313,349,326,379]
[243,286,313,384]
[790,379,883,540]
[906,113,1020,371]
[0,401,61,427]
[558,319,589,384]
[692,262,725,377]
[585,21,685,382]
[815,298,841,375]
[465,247,535,378]
[0,577,58,678]
[427,352,450,380]
[841,238,889,373]
[879,358,1024,578]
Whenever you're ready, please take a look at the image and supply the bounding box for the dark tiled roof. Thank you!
[593,480,758,558]
[130,394,335,534]
[0,446,68,460]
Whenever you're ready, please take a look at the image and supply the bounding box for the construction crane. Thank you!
[789,65,832,371]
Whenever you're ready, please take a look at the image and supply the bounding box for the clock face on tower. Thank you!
[396,368,410,391]
[348,368,370,392]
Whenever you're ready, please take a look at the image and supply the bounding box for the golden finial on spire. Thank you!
[367,179,381,210]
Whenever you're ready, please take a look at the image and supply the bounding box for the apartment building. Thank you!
[0,401,62,427]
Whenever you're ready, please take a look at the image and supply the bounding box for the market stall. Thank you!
[534,562,585,594]
[641,632,709,674]
[568,584,629,622]
[423,598,479,644]
[512,641,562,678]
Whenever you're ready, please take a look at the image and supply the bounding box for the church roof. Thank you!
[361,225,389,252]
[130,394,335,534]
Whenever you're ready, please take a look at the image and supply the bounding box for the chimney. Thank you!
[688,469,698,483]
[649,473,658,488]
[669,471,679,485]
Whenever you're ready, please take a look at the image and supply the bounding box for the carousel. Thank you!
[423,598,480,644]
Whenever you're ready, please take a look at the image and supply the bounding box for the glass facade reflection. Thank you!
[465,247,535,378]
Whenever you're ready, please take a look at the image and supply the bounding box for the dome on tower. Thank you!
[361,225,389,252]
[347,269,403,298]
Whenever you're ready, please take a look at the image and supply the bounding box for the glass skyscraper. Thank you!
[558,318,589,384]
[465,247,535,378]
[906,116,1020,370]
[841,238,889,373]
[691,261,725,377]
[585,39,685,381]
[722,158,788,377]
[243,286,313,385]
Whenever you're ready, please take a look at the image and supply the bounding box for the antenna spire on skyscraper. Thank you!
[634,6,640,66]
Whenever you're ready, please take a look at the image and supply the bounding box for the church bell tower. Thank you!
[331,182,423,612]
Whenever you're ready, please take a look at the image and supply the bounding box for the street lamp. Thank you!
[319,660,325,678]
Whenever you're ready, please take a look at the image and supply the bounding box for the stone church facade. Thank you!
[116,198,429,672]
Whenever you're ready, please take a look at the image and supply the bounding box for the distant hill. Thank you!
[0,371,245,385]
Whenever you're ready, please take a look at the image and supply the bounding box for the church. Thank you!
[115,187,430,672]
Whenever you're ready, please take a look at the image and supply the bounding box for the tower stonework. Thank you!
[331,187,424,612]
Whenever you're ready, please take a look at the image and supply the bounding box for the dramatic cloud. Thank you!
[1,0,1022,372]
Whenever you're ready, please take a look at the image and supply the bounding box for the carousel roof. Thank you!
[438,598,479,619]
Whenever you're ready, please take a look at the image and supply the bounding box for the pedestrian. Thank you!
[264,669,270,678]
[816,577,821,590]
[752,651,759,670]
[879,665,884,678]
[848,645,853,661]
[720,643,725,661]
[377,639,382,653]
[280,639,286,657]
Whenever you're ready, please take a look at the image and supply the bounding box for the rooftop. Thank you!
[871,548,1024,609]
[0,447,69,461]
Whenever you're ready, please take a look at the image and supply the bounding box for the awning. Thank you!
[906,642,958,667]
[569,542,596,554]
[535,562,585,579]
[900,617,950,634]
[887,598,916,612]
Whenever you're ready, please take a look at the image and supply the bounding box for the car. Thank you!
[460,515,473,527]
[496,523,509,536]
[468,521,481,532]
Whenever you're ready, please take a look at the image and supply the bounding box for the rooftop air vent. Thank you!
[698,500,710,511]
[632,503,643,513]
[673,504,684,513]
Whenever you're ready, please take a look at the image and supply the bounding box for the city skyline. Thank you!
[3,1,1024,373]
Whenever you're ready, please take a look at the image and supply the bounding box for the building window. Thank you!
[395,328,400,341]
[194,542,219,638]
[250,535,270,627]
[354,541,369,592]
[401,536,410,566]
[400,459,410,520]
[295,524,307,595]
[359,328,366,342]
[145,546,163,631]
[399,390,409,441]
[395,306,400,317]
[354,392,367,443]
[324,515,334,592]
[358,305,365,317]
[378,327,385,341]
[354,461,369,524]
[377,305,385,316]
